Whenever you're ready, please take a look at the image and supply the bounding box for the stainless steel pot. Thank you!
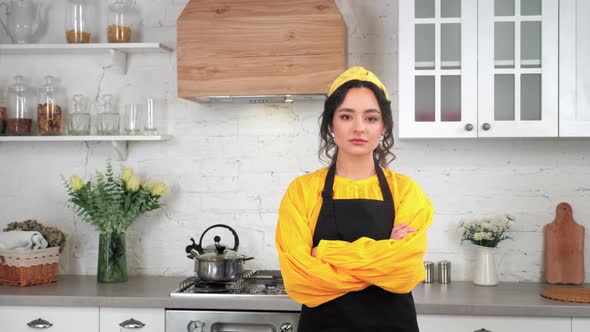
[185,224,254,282]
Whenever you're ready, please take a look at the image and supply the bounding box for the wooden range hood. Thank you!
[177,0,347,103]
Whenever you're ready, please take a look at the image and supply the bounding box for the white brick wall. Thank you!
[0,0,589,283]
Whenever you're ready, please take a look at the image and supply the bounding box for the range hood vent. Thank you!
[196,94,326,104]
[177,0,347,103]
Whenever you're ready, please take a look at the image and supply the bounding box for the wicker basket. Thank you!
[0,247,59,286]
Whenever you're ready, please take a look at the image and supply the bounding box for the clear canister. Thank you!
[438,260,451,284]
[69,94,90,135]
[107,0,135,43]
[7,75,33,136]
[65,0,94,43]
[38,75,65,136]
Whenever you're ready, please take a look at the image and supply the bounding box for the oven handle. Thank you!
[187,320,205,332]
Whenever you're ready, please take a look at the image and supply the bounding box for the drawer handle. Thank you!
[474,329,491,332]
[119,318,146,329]
[27,318,53,329]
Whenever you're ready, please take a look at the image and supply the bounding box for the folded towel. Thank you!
[0,231,49,250]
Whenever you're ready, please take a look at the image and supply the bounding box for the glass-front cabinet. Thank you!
[559,0,590,137]
[399,0,558,138]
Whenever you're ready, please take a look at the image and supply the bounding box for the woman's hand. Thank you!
[311,247,318,257]
[390,223,417,240]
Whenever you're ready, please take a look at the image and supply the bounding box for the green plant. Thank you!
[458,214,514,248]
[63,162,168,234]
[3,219,67,252]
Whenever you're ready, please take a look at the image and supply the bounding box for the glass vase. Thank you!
[473,245,498,286]
[97,232,128,283]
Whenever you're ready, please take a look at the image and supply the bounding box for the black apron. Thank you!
[298,160,419,332]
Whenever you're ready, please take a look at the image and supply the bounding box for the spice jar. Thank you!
[96,94,119,135]
[7,75,33,136]
[0,90,7,135]
[107,0,135,43]
[69,94,90,135]
[38,75,64,136]
[65,0,94,43]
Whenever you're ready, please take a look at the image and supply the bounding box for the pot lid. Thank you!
[198,245,245,262]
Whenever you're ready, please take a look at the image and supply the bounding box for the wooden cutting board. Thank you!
[541,287,590,303]
[544,202,585,284]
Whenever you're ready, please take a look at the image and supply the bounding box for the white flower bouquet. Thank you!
[458,214,514,248]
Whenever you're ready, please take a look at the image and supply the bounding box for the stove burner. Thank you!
[188,282,233,294]
[171,270,287,296]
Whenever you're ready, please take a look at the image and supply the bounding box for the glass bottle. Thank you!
[6,75,33,136]
[96,94,119,135]
[107,0,135,43]
[0,90,7,135]
[38,75,65,136]
[65,0,94,43]
[69,94,90,135]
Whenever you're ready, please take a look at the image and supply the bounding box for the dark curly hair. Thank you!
[318,80,395,167]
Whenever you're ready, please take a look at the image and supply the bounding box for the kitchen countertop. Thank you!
[1,275,589,316]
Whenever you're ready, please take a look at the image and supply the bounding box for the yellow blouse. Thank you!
[275,167,434,308]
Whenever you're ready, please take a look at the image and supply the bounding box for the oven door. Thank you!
[166,310,299,332]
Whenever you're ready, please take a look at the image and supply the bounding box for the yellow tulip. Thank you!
[70,176,84,191]
[149,181,168,197]
[121,167,134,183]
[126,175,141,192]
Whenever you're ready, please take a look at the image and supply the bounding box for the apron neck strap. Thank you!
[321,159,392,202]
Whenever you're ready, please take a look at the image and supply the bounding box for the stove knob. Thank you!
[280,322,293,332]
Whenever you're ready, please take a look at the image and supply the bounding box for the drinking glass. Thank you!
[123,103,143,135]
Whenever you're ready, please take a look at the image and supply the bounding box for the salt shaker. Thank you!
[423,261,434,283]
[438,260,451,284]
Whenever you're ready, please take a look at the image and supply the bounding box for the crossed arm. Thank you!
[275,177,433,307]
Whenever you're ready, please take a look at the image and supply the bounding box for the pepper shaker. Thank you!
[438,260,451,284]
[423,261,434,283]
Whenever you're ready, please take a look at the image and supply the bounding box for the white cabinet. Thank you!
[0,305,99,332]
[559,0,590,137]
[0,306,165,332]
[100,307,165,332]
[573,317,590,332]
[399,0,558,138]
[418,314,570,332]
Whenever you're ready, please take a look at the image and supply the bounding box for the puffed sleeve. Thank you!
[314,176,433,293]
[275,176,370,307]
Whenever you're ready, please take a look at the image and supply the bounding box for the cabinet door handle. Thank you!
[119,318,146,329]
[474,329,492,332]
[27,318,53,329]
[481,123,491,131]
[464,123,474,131]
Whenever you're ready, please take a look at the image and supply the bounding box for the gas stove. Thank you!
[169,270,287,297]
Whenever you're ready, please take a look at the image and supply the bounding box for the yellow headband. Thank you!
[327,66,390,101]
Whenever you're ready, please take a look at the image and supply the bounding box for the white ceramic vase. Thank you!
[473,245,498,286]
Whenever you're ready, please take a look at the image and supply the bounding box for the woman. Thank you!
[275,66,433,331]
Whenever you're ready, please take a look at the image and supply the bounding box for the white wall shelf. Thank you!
[0,135,171,161]
[0,43,173,74]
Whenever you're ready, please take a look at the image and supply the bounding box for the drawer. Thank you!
[0,305,99,332]
[100,307,164,332]
[418,314,570,332]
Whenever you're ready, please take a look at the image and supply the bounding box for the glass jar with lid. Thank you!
[38,75,65,136]
[65,0,94,43]
[7,75,33,136]
[69,94,90,135]
[96,94,119,135]
[107,0,136,43]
